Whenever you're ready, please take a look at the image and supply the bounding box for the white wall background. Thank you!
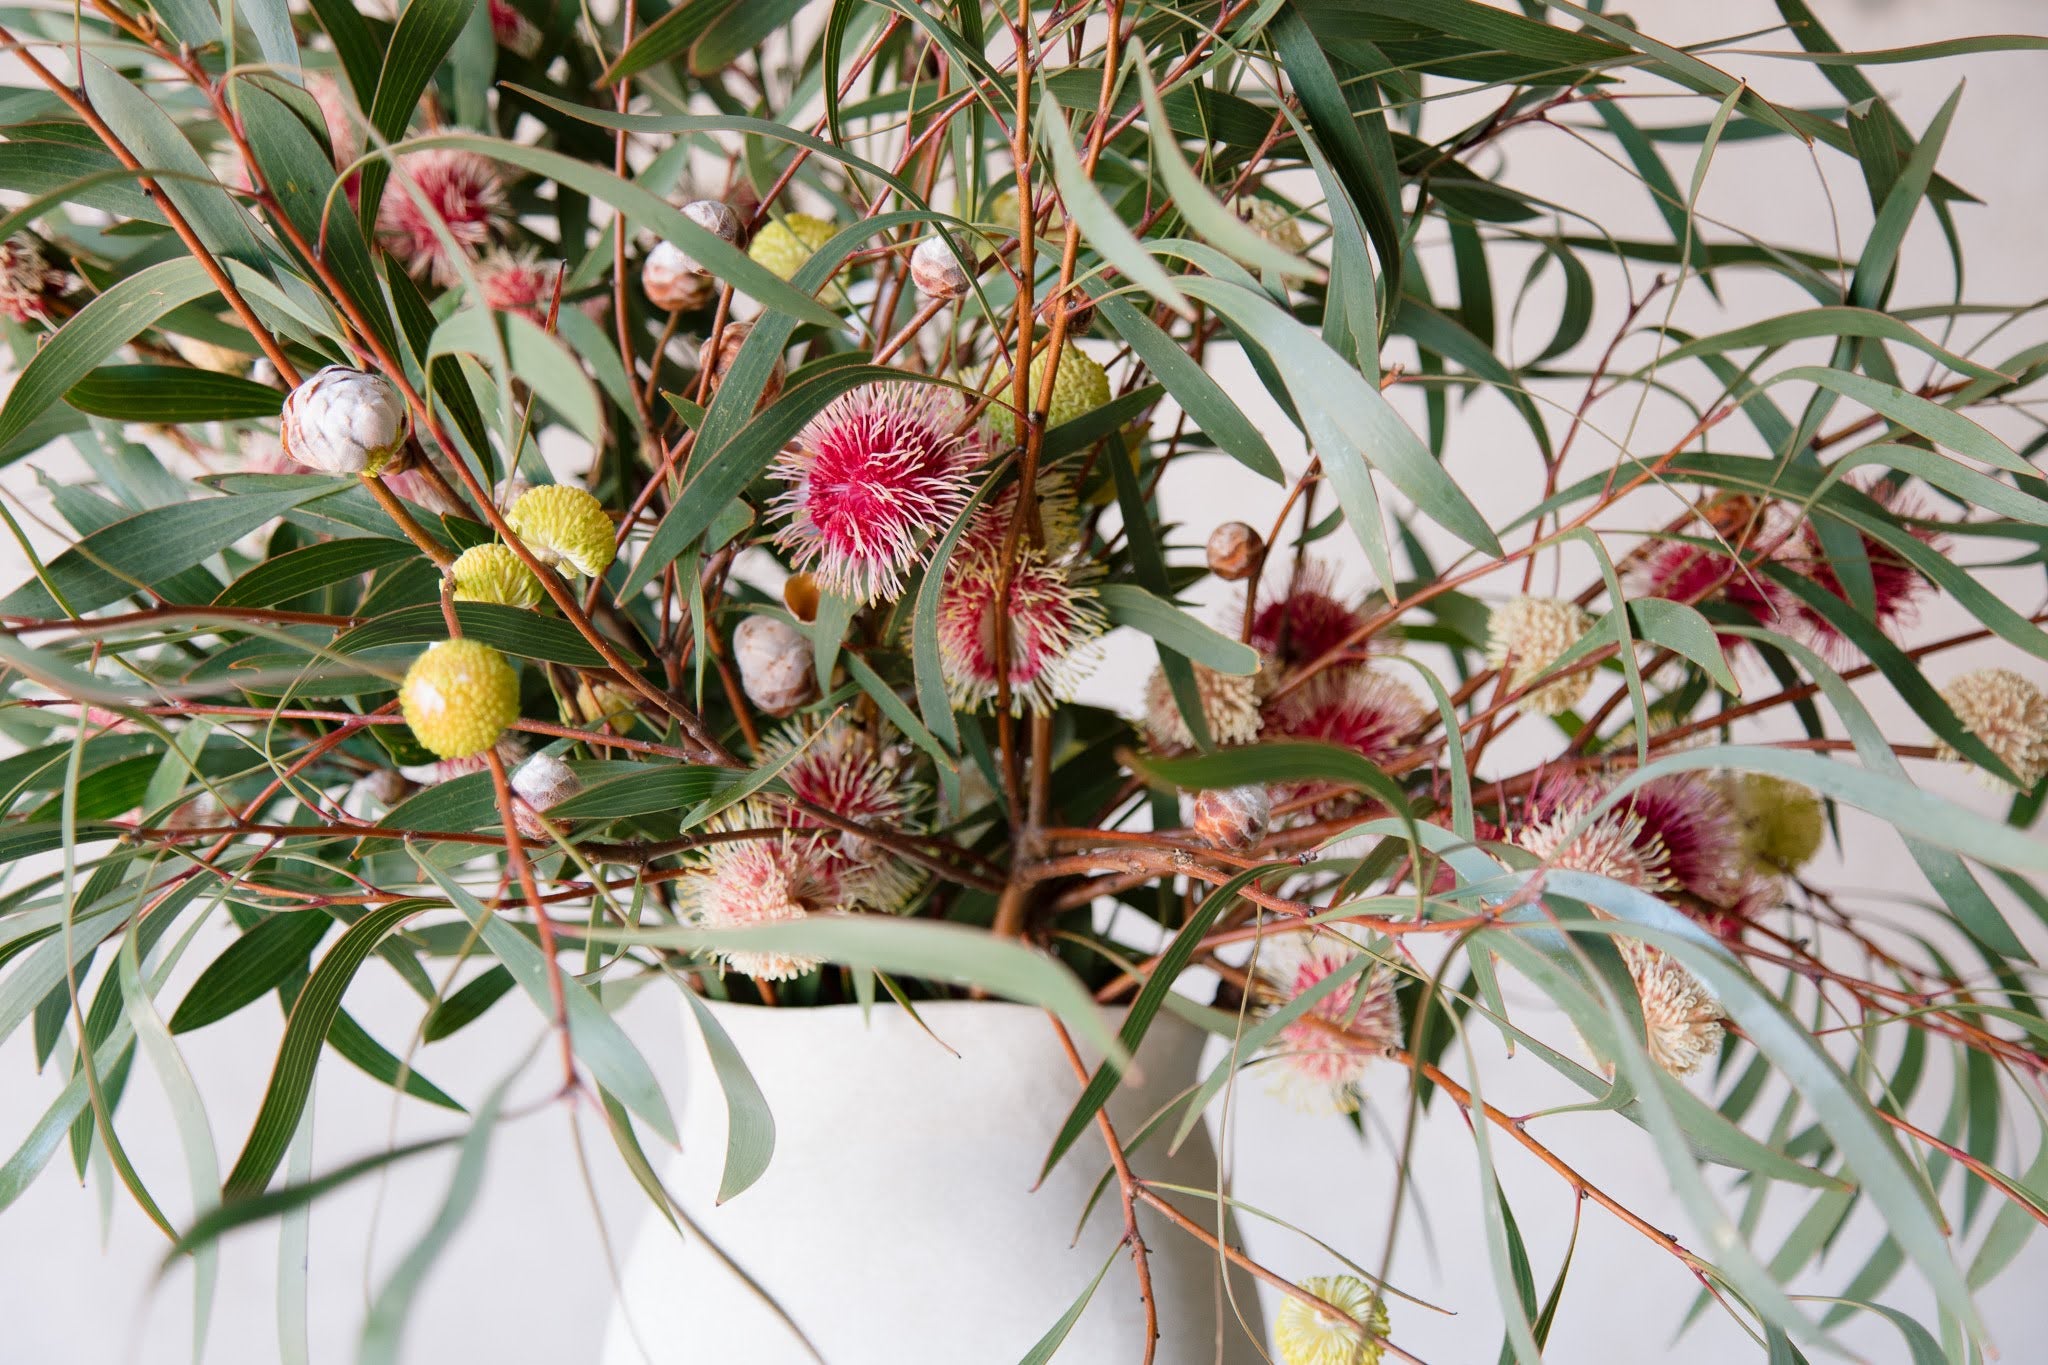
[3,0,2047,1362]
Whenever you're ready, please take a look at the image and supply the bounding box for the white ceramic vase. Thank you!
[602,998,1266,1364]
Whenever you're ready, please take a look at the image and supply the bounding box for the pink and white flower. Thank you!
[475,246,558,318]
[1254,933,1403,1112]
[763,715,924,910]
[377,147,510,285]
[1247,560,1366,669]
[934,545,1106,714]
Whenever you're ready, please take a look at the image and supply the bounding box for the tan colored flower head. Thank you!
[1937,667,2048,791]
[1486,595,1595,716]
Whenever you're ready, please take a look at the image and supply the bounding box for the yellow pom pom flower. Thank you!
[1275,1275,1390,1365]
[450,543,543,608]
[990,341,1111,442]
[507,484,616,579]
[400,639,520,760]
[747,212,845,305]
[1721,771,1824,873]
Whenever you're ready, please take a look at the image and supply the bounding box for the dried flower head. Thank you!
[280,365,410,475]
[934,545,1106,713]
[1623,941,1726,1077]
[1248,561,1366,669]
[1256,934,1403,1112]
[769,382,986,604]
[733,614,816,717]
[1936,667,2048,791]
[400,639,520,760]
[910,235,976,299]
[475,246,556,317]
[1720,772,1825,874]
[0,234,58,324]
[1274,1275,1390,1365]
[450,542,543,608]
[764,715,923,910]
[377,147,510,285]
[1191,784,1270,852]
[679,816,836,982]
[1143,661,1269,750]
[507,484,616,579]
[1206,521,1263,581]
[1486,596,1595,716]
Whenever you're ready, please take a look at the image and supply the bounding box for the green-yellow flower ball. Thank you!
[990,341,1111,442]
[450,542,543,608]
[507,484,616,580]
[400,639,520,760]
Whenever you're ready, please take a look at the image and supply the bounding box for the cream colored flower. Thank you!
[1275,1275,1389,1365]
[450,543,543,608]
[1623,941,1725,1077]
[1486,596,1594,716]
[1142,660,1269,750]
[400,640,520,760]
[1936,667,2048,791]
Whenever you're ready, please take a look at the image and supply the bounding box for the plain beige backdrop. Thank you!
[2,0,2046,1361]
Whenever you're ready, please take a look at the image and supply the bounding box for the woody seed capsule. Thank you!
[1192,784,1270,852]
[1207,521,1264,581]
[910,236,974,300]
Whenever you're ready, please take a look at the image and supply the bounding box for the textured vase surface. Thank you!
[602,998,1267,1363]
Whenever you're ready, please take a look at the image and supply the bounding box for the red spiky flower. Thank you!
[377,147,510,285]
[1248,559,1366,668]
[934,544,1106,713]
[762,715,924,910]
[475,246,557,318]
[769,381,986,605]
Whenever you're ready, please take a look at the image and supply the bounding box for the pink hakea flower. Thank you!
[475,246,558,318]
[1255,932,1404,1113]
[1775,482,1940,661]
[1626,535,1789,643]
[1247,559,1367,669]
[488,0,543,57]
[0,235,57,325]
[935,544,1106,714]
[762,715,925,911]
[377,147,511,285]
[681,808,841,982]
[1607,773,1747,908]
[1261,666,1427,817]
[769,382,986,605]
[1513,775,1676,892]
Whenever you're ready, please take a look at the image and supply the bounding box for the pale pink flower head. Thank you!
[935,545,1106,714]
[475,246,557,318]
[1262,665,1425,766]
[769,382,986,605]
[1622,941,1725,1077]
[763,715,924,910]
[488,0,542,56]
[681,812,839,982]
[1513,776,1675,892]
[1256,933,1403,1113]
[1627,535,1789,641]
[1248,560,1366,668]
[377,147,511,285]
[0,235,57,325]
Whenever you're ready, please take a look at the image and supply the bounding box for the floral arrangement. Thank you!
[1,0,2045,1359]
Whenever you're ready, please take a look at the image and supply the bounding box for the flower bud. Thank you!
[510,751,581,838]
[643,243,717,312]
[280,365,411,475]
[910,236,974,300]
[561,676,641,734]
[0,234,59,324]
[733,614,815,717]
[1191,784,1270,852]
[698,322,786,409]
[451,542,544,607]
[400,639,521,760]
[507,484,616,579]
[1207,521,1263,581]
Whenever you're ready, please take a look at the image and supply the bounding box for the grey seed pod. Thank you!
[733,614,815,717]
[511,751,582,838]
[1191,784,1270,852]
[910,236,974,300]
[280,365,410,475]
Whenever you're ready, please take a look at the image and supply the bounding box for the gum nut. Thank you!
[910,236,974,299]
[699,322,786,407]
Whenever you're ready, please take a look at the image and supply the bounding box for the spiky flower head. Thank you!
[1777,482,1938,660]
[748,212,839,292]
[1255,934,1403,1113]
[400,639,520,760]
[768,382,986,604]
[1936,667,2048,791]
[450,542,544,608]
[1142,661,1270,751]
[507,484,616,579]
[1275,1276,1390,1365]
[377,147,510,285]
[934,545,1106,714]
[487,0,542,56]
[989,341,1112,442]
[679,806,842,982]
[1627,535,1787,641]
[763,715,924,910]
[0,234,57,324]
[1608,774,1746,907]
[280,365,410,475]
[1514,783,1675,892]
[475,246,556,318]
[1720,772,1825,874]
[1262,666,1426,769]
[1248,561,1366,669]
[910,235,975,299]
[1623,941,1726,1077]
[1486,596,1595,716]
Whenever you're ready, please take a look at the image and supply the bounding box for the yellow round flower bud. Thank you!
[1274,1275,1389,1365]
[400,639,520,760]
[1721,771,1825,874]
[450,543,544,608]
[507,484,616,579]
[989,341,1111,443]
[747,212,840,297]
